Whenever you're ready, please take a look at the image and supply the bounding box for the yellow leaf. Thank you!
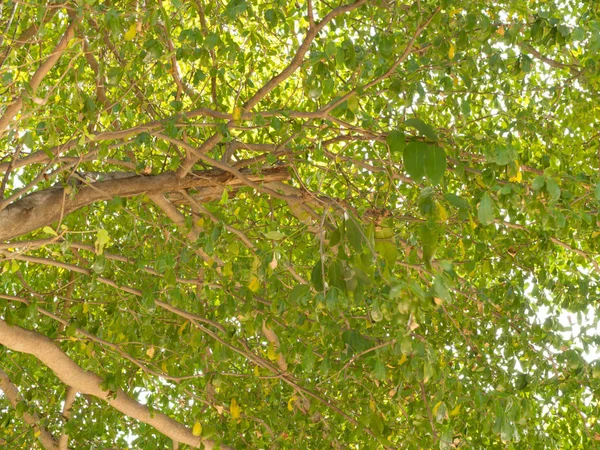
[192,421,202,436]
[435,202,448,222]
[432,401,443,417]
[497,26,505,36]
[253,365,260,377]
[248,276,260,292]
[347,94,358,112]
[449,404,461,416]
[398,354,408,366]
[267,342,278,361]
[232,106,242,121]
[222,262,233,277]
[162,361,168,373]
[34,429,41,438]
[83,302,89,314]
[42,226,58,236]
[448,42,456,59]
[124,24,137,41]
[369,399,376,412]
[178,321,188,335]
[287,396,297,411]
[230,398,241,419]
[146,346,155,359]
[509,166,522,183]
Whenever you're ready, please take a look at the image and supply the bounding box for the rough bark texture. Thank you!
[0,167,288,242]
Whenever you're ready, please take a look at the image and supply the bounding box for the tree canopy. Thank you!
[1,0,600,448]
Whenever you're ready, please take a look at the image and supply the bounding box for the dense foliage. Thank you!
[1,0,600,448]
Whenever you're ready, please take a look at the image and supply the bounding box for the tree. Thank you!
[0,0,599,448]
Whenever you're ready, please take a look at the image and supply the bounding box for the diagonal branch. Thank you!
[0,320,233,450]
[0,5,59,69]
[176,0,368,177]
[0,368,60,450]
[0,16,80,137]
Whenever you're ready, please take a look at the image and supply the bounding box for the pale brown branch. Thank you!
[0,16,80,137]
[0,6,59,69]
[244,0,367,111]
[58,387,76,450]
[148,193,200,241]
[0,166,289,242]
[520,43,581,76]
[0,368,60,450]
[0,321,232,449]
[156,134,298,203]
[324,6,440,113]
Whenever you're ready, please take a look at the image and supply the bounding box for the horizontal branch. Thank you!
[0,166,289,242]
[0,320,232,450]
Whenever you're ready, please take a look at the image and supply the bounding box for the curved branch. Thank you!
[0,320,232,450]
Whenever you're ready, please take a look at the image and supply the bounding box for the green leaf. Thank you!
[94,229,110,255]
[311,260,324,291]
[444,193,469,210]
[345,216,365,252]
[595,183,600,202]
[404,118,438,141]
[264,231,285,240]
[342,330,370,353]
[545,178,561,202]
[403,142,426,180]
[373,358,386,380]
[420,224,438,268]
[42,226,58,236]
[477,192,495,226]
[375,240,398,267]
[386,130,405,153]
[302,345,315,371]
[424,146,446,185]
[532,176,545,191]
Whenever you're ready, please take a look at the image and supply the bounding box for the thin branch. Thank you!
[176,0,367,177]
[0,16,80,137]
[58,387,76,450]
[0,368,60,450]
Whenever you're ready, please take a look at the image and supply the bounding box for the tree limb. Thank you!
[0,368,60,450]
[0,166,289,242]
[0,320,233,450]
[0,16,80,137]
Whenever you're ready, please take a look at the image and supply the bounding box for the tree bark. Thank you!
[0,167,288,242]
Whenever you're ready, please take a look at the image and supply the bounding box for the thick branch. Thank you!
[0,167,289,242]
[0,321,232,450]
